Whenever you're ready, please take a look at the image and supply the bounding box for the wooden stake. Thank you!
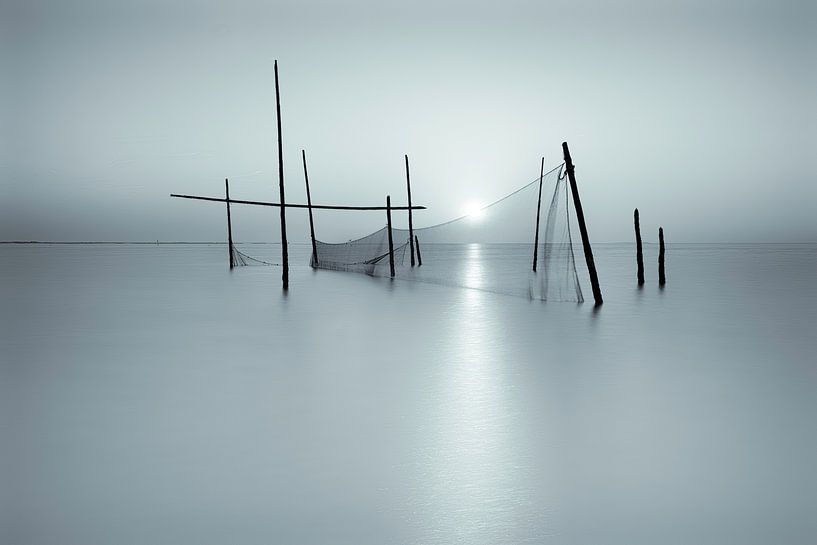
[274,60,289,290]
[405,155,415,266]
[226,178,234,269]
[532,156,545,272]
[414,235,422,266]
[562,142,603,305]
[659,227,666,286]
[302,150,318,267]
[386,195,395,278]
[634,208,644,286]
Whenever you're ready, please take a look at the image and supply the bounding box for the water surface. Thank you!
[2,243,815,544]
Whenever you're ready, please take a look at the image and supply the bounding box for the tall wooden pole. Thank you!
[405,155,415,266]
[634,208,644,286]
[414,235,422,266]
[532,156,545,272]
[562,141,602,305]
[274,60,289,290]
[302,150,318,267]
[659,227,666,286]
[386,195,395,278]
[226,178,234,269]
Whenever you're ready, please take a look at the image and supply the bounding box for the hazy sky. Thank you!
[1,0,815,242]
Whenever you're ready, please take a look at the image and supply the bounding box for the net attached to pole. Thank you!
[231,245,280,267]
[311,163,584,302]
[224,198,283,267]
[534,166,584,302]
[312,227,409,275]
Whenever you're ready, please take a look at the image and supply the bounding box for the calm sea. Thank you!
[2,243,815,544]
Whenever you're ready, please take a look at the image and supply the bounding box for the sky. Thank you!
[1,0,815,242]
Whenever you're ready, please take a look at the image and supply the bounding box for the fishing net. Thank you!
[231,244,279,267]
[224,193,283,267]
[312,227,410,274]
[311,164,585,302]
[534,167,583,302]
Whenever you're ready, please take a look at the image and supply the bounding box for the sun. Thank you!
[462,201,484,221]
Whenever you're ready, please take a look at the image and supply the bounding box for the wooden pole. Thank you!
[659,227,666,286]
[386,195,395,278]
[226,178,234,269]
[170,193,425,211]
[532,156,545,272]
[302,150,318,267]
[634,208,644,286]
[414,235,422,266]
[405,154,415,266]
[562,142,603,305]
[274,59,289,290]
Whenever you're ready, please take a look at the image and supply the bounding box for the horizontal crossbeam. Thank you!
[170,193,426,211]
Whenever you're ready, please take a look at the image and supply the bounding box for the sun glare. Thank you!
[462,201,484,221]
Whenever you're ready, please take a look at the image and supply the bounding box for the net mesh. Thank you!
[312,164,585,302]
[231,245,279,267]
[535,167,583,302]
[311,227,409,274]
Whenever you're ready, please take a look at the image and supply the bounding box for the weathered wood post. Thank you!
[274,59,289,290]
[302,150,318,267]
[562,141,603,305]
[659,227,666,286]
[386,195,395,278]
[225,178,234,269]
[405,155,415,266]
[532,156,545,272]
[634,208,644,285]
[414,235,422,266]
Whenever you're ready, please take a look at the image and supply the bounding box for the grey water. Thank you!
[1,243,815,545]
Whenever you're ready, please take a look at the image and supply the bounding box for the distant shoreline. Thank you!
[0,241,294,245]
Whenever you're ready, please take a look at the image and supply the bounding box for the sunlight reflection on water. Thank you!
[1,243,816,545]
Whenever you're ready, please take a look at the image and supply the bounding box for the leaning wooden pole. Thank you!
[274,60,289,290]
[532,156,545,272]
[405,155,415,266]
[634,208,644,286]
[414,235,422,266]
[658,227,666,286]
[302,150,318,267]
[386,195,395,278]
[562,141,603,305]
[226,178,234,269]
